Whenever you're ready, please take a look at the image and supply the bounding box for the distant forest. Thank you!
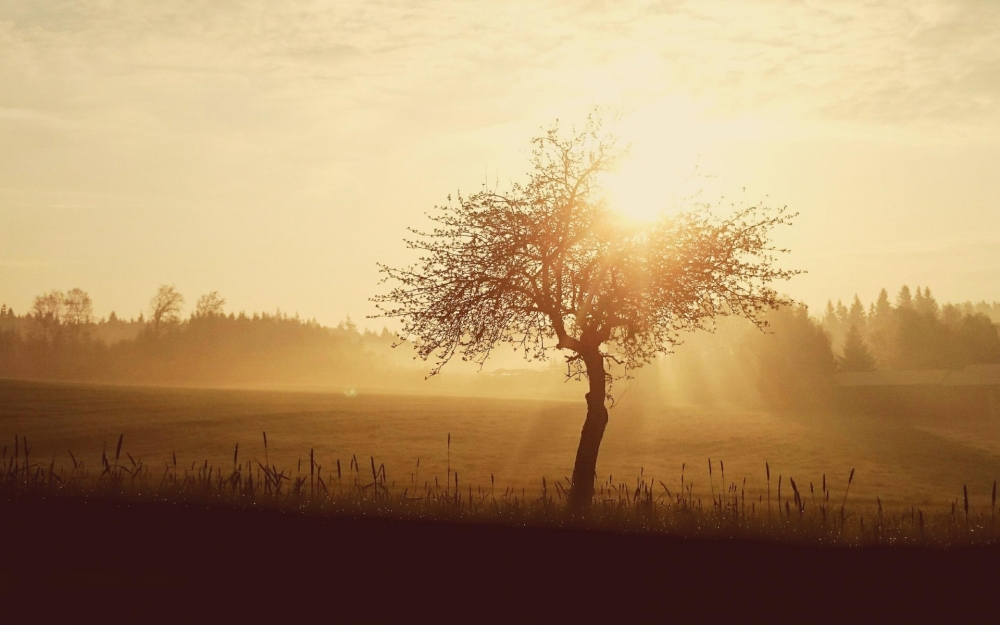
[820,286,1000,372]
[0,286,408,391]
[1,284,998,406]
[648,286,1000,409]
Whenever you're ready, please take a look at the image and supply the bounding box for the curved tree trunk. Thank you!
[568,351,608,514]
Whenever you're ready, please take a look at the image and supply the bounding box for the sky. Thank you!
[2,0,999,326]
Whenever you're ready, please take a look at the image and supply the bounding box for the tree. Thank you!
[194,292,226,318]
[822,301,838,333]
[752,304,836,407]
[896,285,913,309]
[149,285,184,335]
[838,324,876,372]
[31,290,65,343]
[64,288,94,324]
[835,299,849,328]
[915,286,939,318]
[949,312,1000,367]
[871,288,892,321]
[821,299,855,352]
[847,294,866,335]
[62,288,95,342]
[374,116,800,512]
[868,288,894,368]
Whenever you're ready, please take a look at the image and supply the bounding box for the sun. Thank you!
[603,157,677,224]
[599,102,712,224]
[602,146,710,225]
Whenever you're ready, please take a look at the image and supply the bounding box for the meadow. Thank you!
[3,377,998,518]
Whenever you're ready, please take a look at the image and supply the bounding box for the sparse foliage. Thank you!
[63,288,94,341]
[22,288,94,344]
[149,285,185,335]
[194,291,227,318]
[64,288,94,326]
[31,290,65,343]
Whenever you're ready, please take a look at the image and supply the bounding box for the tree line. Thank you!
[0,285,403,388]
[2,283,997,396]
[821,286,1000,372]
[638,287,1000,411]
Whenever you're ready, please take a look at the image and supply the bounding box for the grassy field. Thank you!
[2,377,999,512]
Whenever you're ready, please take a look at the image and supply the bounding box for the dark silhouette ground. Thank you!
[1,495,996,621]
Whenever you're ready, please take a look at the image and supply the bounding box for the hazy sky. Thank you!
[2,0,999,326]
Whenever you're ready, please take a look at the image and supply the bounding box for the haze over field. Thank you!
[3,1,1000,326]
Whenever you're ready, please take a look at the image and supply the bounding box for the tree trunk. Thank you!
[568,350,608,514]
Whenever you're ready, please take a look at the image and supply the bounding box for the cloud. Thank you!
[2,0,996,138]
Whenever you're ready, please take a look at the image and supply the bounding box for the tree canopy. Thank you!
[375,116,799,393]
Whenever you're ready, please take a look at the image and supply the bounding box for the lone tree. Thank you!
[374,116,799,512]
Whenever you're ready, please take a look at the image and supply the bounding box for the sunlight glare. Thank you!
[601,99,712,224]
[604,155,686,224]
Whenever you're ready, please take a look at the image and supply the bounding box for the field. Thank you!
[2,377,999,513]
[4,377,1000,617]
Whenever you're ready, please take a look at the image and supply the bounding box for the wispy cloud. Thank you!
[2,0,996,136]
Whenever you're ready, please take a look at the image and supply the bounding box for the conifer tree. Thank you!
[848,294,866,335]
[822,301,838,331]
[868,288,895,369]
[839,324,876,372]
[835,300,849,327]
[896,285,913,309]
[873,288,892,320]
[916,286,939,318]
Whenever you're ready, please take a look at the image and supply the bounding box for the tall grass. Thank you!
[1,432,996,547]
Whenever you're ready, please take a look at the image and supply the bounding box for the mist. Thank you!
[3,2,1000,615]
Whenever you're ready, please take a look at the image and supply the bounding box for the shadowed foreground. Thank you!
[1,494,996,620]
